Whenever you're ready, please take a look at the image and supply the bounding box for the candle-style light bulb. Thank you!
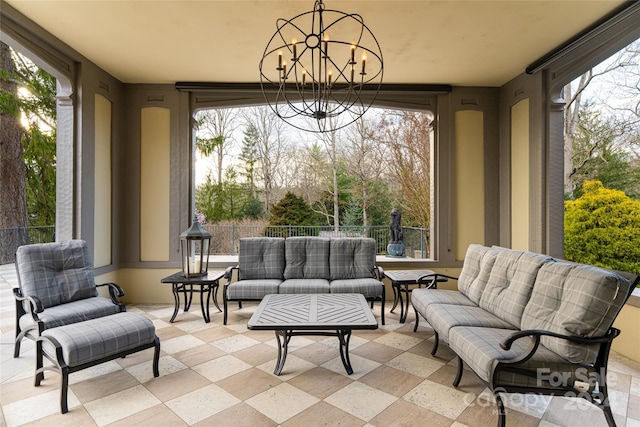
[282,62,287,80]
[328,70,332,87]
[361,54,366,74]
[323,34,329,57]
[278,51,283,68]
[302,70,306,85]
[292,38,297,60]
[350,45,356,63]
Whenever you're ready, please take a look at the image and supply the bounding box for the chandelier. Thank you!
[259,0,383,132]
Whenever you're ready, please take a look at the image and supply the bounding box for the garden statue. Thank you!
[387,208,405,257]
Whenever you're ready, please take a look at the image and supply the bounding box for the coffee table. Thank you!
[247,294,378,375]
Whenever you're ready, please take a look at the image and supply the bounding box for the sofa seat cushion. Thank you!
[521,261,631,364]
[330,238,376,280]
[412,289,476,315]
[284,237,330,280]
[238,237,285,280]
[449,326,568,383]
[457,244,499,304]
[425,305,514,342]
[330,278,383,298]
[279,279,330,294]
[478,249,552,328]
[227,279,282,300]
[19,296,122,330]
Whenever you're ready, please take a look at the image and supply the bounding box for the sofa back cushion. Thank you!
[239,237,285,280]
[16,240,98,308]
[458,244,499,304]
[478,248,552,328]
[284,237,330,280]
[521,261,631,363]
[330,238,376,280]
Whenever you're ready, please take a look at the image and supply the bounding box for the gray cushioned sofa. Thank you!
[223,236,385,325]
[412,244,639,427]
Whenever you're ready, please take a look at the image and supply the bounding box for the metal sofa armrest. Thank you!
[501,328,620,350]
[374,265,385,280]
[417,273,457,289]
[97,282,125,305]
[498,328,620,365]
[224,265,239,282]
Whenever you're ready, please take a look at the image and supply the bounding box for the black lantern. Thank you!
[180,216,211,277]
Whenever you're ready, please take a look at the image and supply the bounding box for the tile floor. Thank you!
[1,263,639,427]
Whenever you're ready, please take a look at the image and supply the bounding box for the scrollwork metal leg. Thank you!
[184,284,193,311]
[170,284,180,323]
[391,283,399,312]
[337,329,354,375]
[211,281,222,312]
[200,284,210,323]
[274,330,290,375]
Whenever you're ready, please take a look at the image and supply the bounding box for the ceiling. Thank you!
[5,0,627,87]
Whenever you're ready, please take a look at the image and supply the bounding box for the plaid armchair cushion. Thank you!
[19,297,122,330]
[16,240,98,308]
[284,237,330,280]
[478,249,552,328]
[329,238,376,280]
[238,237,285,280]
[521,261,631,363]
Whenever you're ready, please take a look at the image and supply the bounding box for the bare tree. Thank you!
[564,39,640,197]
[241,106,287,213]
[380,110,434,229]
[343,111,388,227]
[317,116,343,231]
[195,108,237,185]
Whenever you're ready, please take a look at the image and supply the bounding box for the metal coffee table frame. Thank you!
[247,294,378,375]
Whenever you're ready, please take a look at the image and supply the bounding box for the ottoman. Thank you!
[35,311,160,413]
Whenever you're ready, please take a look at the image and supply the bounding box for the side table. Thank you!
[161,270,225,323]
[385,270,451,323]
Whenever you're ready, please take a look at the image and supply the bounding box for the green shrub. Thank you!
[564,180,640,275]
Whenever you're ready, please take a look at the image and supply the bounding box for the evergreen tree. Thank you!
[269,192,318,227]
[565,180,640,274]
[0,45,56,229]
[239,123,260,198]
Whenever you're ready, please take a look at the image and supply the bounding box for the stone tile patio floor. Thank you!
[1,263,639,427]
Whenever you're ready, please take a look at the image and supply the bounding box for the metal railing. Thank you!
[0,226,55,264]
[203,224,430,258]
[0,224,430,263]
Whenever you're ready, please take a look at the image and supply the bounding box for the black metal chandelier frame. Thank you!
[259,0,383,132]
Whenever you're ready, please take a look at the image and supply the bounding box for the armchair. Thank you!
[13,240,125,357]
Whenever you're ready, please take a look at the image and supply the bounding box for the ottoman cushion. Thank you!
[41,312,156,367]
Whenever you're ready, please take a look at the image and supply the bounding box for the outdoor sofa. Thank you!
[222,236,385,325]
[411,243,639,427]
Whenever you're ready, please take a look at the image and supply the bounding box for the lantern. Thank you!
[180,216,211,277]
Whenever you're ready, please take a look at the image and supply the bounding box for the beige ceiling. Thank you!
[5,0,626,87]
